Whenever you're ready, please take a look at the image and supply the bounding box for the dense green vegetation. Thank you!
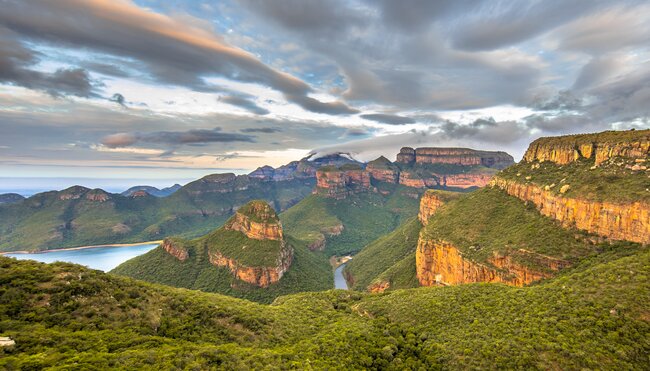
[2,241,648,369]
[421,187,635,272]
[281,188,420,256]
[111,234,331,304]
[499,156,650,203]
[0,178,314,252]
[344,217,421,291]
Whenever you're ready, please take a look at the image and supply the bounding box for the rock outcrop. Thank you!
[397,147,514,169]
[162,238,189,261]
[418,191,445,225]
[249,153,362,181]
[523,129,650,166]
[208,244,293,288]
[225,201,283,241]
[315,165,370,199]
[416,239,568,287]
[366,156,400,183]
[490,177,650,245]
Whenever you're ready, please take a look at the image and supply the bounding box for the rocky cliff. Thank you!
[315,165,370,199]
[208,243,293,288]
[418,191,445,225]
[249,153,362,181]
[161,238,189,261]
[366,156,399,183]
[397,147,514,169]
[416,239,567,286]
[490,177,650,244]
[523,129,650,166]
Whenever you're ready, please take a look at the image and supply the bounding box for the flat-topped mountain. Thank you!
[397,147,514,169]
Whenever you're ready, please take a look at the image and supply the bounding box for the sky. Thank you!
[1,0,649,191]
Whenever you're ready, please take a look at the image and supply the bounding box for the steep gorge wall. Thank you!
[490,177,650,245]
[397,147,514,168]
[225,212,283,240]
[315,168,370,199]
[415,239,566,287]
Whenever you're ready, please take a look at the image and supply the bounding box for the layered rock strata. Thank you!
[490,177,650,245]
[161,238,189,261]
[418,191,445,226]
[416,239,568,287]
[225,202,283,241]
[523,130,650,166]
[397,147,514,169]
[315,166,370,199]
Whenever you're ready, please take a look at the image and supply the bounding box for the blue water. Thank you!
[4,243,158,272]
[334,263,348,290]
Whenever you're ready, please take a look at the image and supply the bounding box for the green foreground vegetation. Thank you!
[1,242,648,369]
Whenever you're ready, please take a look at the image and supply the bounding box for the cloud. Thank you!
[240,127,282,133]
[0,28,96,97]
[360,113,415,125]
[0,0,357,115]
[101,127,256,148]
[109,93,126,107]
[219,94,269,115]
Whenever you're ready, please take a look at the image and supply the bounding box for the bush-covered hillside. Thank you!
[344,217,421,291]
[281,187,421,256]
[1,243,648,369]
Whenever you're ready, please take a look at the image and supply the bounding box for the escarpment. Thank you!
[523,129,650,165]
[490,177,650,245]
[416,239,567,286]
[208,243,293,288]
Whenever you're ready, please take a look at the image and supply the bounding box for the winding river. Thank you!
[334,263,349,290]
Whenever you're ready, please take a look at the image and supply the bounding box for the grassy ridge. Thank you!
[1,243,648,369]
[344,217,421,291]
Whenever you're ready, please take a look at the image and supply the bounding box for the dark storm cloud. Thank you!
[101,128,255,148]
[0,0,357,115]
[240,0,365,34]
[219,94,270,115]
[0,28,96,97]
[240,127,282,133]
[360,113,415,125]
[109,93,126,107]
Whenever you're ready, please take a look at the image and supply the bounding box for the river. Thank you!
[4,243,158,272]
[334,263,348,290]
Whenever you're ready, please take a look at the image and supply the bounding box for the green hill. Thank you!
[280,185,421,256]
[343,217,422,291]
[1,242,648,369]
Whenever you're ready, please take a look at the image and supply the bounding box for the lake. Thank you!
[334,263,348,290]
[4,243,158,272]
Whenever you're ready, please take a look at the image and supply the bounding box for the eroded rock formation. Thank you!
[315,166,370,199]
[416,239,568,287]
[523,130,650,165]
[162,238,189,261]
[208,244,293,288]
[490,177,650,244]
[418,191,445,226]
[397,147,514,169]
[225,202,283,241]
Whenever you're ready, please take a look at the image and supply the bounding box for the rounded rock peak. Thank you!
[235,200,279,224]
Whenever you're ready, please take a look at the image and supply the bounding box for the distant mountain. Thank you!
[0,193,25,205]
[121,184,182,197]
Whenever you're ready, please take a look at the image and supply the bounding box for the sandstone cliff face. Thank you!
[397,172,492,189]
[523,130,650,165]
[418,191,445,226]
[490,177,650,245]
[208,243,293,288]
[368,281,390,293]
[315,167,370,199]
[162,238,189,261]
[415,239,566,287]
[397,147,514,169]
